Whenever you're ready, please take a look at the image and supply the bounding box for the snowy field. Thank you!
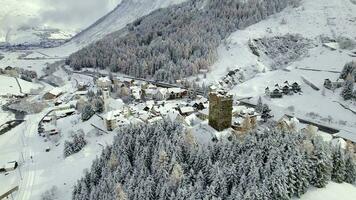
[299,182,356,200]
[0,75,41,95]
[205,0,356,83]
[0,51,63,77]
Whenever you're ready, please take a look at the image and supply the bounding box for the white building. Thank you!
[96,77,112,89]
[104,110,129,131]
[155,88,168,100]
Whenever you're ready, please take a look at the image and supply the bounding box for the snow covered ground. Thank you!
[0,75,41,95]
[1,0,355,199]
[205,0,356,83]
[203,0,356,133]
[0,51,63,77]
[299,182,356,200]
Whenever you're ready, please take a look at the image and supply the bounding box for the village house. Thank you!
[155,88,168,101]
[104,110,129,131]
[291,82,302,93]
[197,108,209,120]
[168,88,187,99]
[96,76,112,89]
[232,115,257,133]
[323,78,344,90]
[270,88,283,98]
[77,82,89,91]
[43,88,63,100]
[179,106,195,116]
[3,66,18,77]
[282,85,291,95]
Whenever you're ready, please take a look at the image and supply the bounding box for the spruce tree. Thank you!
[310,138,332,188]
[344,150,356,184]
[341,79,354,100]
[256,96,263,113]
[331,145,346,183]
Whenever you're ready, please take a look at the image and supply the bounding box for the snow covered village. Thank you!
[1,0,356,199]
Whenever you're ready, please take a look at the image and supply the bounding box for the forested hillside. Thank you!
[72,120,356,200]
[67,0,300,82]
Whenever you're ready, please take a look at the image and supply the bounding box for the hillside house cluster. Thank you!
[265,81,301,98]
[103,96,208,131]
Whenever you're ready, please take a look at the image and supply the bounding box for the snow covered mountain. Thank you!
[65,0,187,48]
[0,0,122,48]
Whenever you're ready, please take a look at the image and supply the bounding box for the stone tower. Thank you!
[209,90,233,131]
[102,88,110,112]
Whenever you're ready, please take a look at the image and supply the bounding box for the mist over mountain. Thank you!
[0,0,122,44]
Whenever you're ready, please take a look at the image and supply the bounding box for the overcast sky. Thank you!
[0,0,122,34]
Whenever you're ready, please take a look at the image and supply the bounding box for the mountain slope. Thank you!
[66,0,187,48]
[66,0,299,82]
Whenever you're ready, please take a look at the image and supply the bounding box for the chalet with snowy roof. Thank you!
[282,85,290,95]
[270,88,282,98]
[43,88,63,100]
[168,88,187,99]
[291,82,301,93]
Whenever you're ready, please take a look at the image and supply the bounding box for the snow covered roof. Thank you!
[145,88,158,95]
[105,110,122,120]
[49,87,63,96]
[158,88,168,95]
[168,88,185,94]
[180,106,195,114]
[335,130,356,143]
[98,76,111,83]
[74,91,88,95]
[148,116,163,124]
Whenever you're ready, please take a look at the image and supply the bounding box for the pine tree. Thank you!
[261,104,272,122]
[256,96,263,113]
[310,138,332,188]
[344,150,356,184]
[331,145,346,183]
[341,79,354,100]
[81,104,95,121]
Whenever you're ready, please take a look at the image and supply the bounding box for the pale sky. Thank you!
[0,0,122,34]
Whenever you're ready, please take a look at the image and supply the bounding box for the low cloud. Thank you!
[0,0,121,40]
[38,0,121,31]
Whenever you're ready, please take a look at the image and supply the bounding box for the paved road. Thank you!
[15,112,45,200]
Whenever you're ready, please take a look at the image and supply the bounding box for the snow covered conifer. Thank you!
[261,104,272,122]
[331,144,346,183]
[310,138,332,188]
[81,104,95,121]
[339,62,354,80]
[256,96,263,113]
[345,150,356,184]
[341,79,354,100]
